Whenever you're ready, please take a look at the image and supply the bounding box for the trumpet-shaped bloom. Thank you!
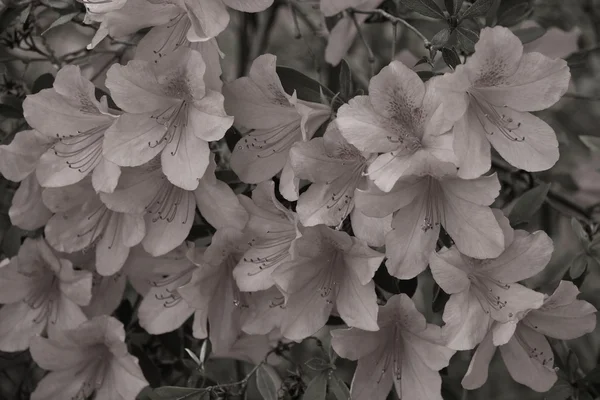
[331,294,455,400]
[355,170,505,279]
[430,221,552,350]
[234,181,300,291]
[104,47,233,190]
[9,174,52,231]
[433,26,570,178]
[336,61,457,193]
[272,225,384,340]
[462,281,597,392]
[0,238,92,351]
[43,179,146,276]
[178,229,251,354]
[21,65,121,192]
[29,315,148,400]
[224,54,331,200]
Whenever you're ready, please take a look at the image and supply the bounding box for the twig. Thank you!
[350,8,431,49]
[391,21,398,62]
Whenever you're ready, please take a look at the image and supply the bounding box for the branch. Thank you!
[349,8,431,49]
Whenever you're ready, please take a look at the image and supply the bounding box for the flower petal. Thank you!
[461,330,496,390]
[162,131,210,190]
[453,112,492,179]
[0,130,53,182]
[337,276,379,331]
[429,247,470,295]
[9,174,52,230]
[442,290,492,350]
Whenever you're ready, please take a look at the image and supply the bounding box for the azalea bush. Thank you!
[1,0,600,399]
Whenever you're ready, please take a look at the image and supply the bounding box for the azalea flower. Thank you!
[233,181,300,291]
[103,47,233,190]
[178,228,251,354]
[429,218,552,350]
[0,237,92,351]
[433,26,570,178]
[43,178,146,276]
[125,243,196,334]
[224,54,331,200]
[22,65,121,193]
[100,154,246,256]
[8,174,52,231]
[336,60,457,193]
[331,294,455,400]
[0,129,53,183]
[323,0,384,66]
[355,170,505,279]
[87,0,273,49]
[29,315,148,400]
[241,287,287,335]
[462,281,597,392]
[272,225,384,340]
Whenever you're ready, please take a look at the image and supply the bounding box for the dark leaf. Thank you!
[456,27,479,52]
[153,387,206,400]
[441,47,461,69]
[571,218,590,246]
[276,66,335,104]
[328,373,351,400]
[432,283,450,313]
[414,56,431,67]
[31,73,55,94]
[513,26,546,44]
[401,0,445,19]
[0,94,23,119]
[444,0,464,15]
[256,364,282,400]
[131,345,162,388]
[1,225,22,257]
[301,372,328,400]
[431,28,451,50]
[459,0,494,20]
[158,330,183,357]
[95,88,119,110]
[339,59,354,102]
[374,263,418,296]
[496,0,532,27]
[508,182,551,227]
[569,253,588,280]
[544,379,574,400]
[305,358,332,371]
[416,70,436,82]
[41,11,78,35]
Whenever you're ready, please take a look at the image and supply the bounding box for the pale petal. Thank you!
[47,295,88,340]
[0,260,33,303]
[461,330,496,389]
[184,0,230,40]
[29,335,87,370]
[453,112,492,179]
[92,159,121,193]
[337,276,379,331]
[400,341,444,400]
[280,279,333,341]
[9,174,52,230]
[0,302,45,351]
[350,209,392,247]
[355,176,425,218]
[0,130,53,182]
[441,173,500,206]
[344,238,384,284]
[429,247,470,294]
[31,368,90,400]
[138,287,194,334]
[442,290,492,351]
[58,264,93,306]
[207,274,242,353]
[97,355,149,400]
[279,159,299,201]
[162,131,210,190]
[222,0,273,12]
[320,0,364,16]
[492,320,518,346]
[330,327,383,360]
[499,325,557,392]
[188,94,234,141]
[350,345,394,400]
[325,17,357,66]
[83,272,127,318]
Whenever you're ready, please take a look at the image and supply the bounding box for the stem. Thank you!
[349,11,375,77]
[391,21,398,62]
[350,8,431,49]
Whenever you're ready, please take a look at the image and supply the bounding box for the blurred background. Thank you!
[2,0,600,399]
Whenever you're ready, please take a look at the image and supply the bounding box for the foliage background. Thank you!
[2,0,600,399]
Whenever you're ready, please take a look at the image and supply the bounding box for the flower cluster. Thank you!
[0,0,595,398]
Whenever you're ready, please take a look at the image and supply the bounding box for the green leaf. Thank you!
[459,0,494,20]
[131,345,162,388]
[431,28,451,50]
[41,11,78,35]
[276,66,335,104]
[513,26,546,44]
[569,253,588,280]
[456,27,479,52]
[441,47,461,69]
[580,135,600,152]
[571,218,590,246]
[401,0,445,19]
[305,358,332,371]
[1,225,22,258]
[496,0,532,27]
[445,0,463,15]
[153,387,205,400]
[328,374,351,400]
[339,59,354,102]
[256,364,282,400]
[0,94,23,119]
[544,379,574,400]
[508,182,551,227]
[302,373,328,400]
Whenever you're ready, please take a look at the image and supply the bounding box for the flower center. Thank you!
[236,118,302,159]
[468,91,524,142]
[468,272,511,315]
[148,101,188,155]
[244,229,295,276]
[52,123,111,174]
[421,177,444,232]
[152,14,191,62]
[145,177,190,224]
[378,325,403,382]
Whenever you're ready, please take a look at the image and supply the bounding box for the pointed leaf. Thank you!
[339,59,354,101]
[276,66,335,104]
[401,0,445,19]
[442,47,461,69]
[431,28,451,50]
[459,0,494,20]
[456,27,479,52]
[302,373,328,400]
[256,365,282,400]
[508,182,551,228]
[445,0,463,15]
[569,253,588,280]
[41,12,78,35]
[328,374,351,400]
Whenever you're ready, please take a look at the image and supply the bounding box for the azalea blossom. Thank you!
[8,174,52,231]
[429,218,552,350]
[20,65,121,192]
[29,315,148,400]
[103,47,233,190]
[0,237,92,351]
[125,243,196,334]
[224,54,331,200]
[86,0,273,49]
[331,294,455,400]
[336,60,457,193]
[355,169,505,279]
[233,181,300,291]
[323,0,384,66]
[178,228,251,354]
[433,26,570,178]
[241,287,287,335]
[43,178,146,276]
[462,281,597,392]
[272,225,384,340]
